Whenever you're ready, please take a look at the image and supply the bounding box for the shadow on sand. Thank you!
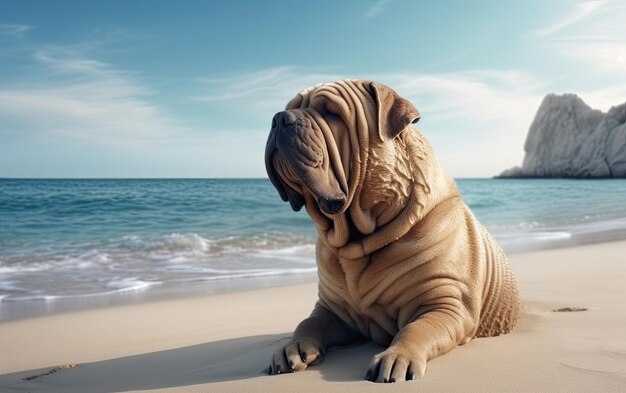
[0,333,381,392]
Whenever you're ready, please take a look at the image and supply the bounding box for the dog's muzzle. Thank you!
[266,110,347,215]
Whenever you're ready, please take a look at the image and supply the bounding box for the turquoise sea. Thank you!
[1,178,626,319]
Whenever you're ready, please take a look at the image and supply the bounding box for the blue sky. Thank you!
[1,0,625,178]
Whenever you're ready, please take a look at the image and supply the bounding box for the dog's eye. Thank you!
[324,100,345,119]
[322,105,340,119]
[324,109,339,119]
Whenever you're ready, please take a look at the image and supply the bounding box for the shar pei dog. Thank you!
[264,79,520,383]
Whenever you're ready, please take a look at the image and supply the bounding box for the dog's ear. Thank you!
[370,82,420,142]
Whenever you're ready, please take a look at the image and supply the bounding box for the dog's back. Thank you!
[471,219,520,337]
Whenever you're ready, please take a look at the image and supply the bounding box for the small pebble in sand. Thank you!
[552,307,588,312]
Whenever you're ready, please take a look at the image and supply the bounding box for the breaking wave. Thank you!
[0,232,316,301]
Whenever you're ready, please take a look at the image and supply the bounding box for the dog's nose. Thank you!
[318,195,346,215]
[272,111,298,129]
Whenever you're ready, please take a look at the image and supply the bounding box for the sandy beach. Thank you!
[1,241,625,393]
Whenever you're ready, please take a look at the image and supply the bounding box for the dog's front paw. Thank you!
[365,347,426,383]
[268,338,325,375]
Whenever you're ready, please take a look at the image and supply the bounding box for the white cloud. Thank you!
[33,49,116,76]
[0,48,190,145]
[195,66,546,177]
[193,66,345,117]
[196,67,542,132]
[373,70,542,127]
[364,0,392,18]
[532,1,626,74]
[558,41,626,73]
[579,82,626,110]
[533,1,607,37]
[0,24,33,37]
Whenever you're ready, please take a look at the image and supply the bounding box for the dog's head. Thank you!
[265,80,420,220]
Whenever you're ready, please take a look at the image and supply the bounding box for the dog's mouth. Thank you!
[265,110,348,216]
[301,168,347,215]
[268,150,348,215]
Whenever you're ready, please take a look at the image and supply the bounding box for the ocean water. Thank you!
[1,178,626,318]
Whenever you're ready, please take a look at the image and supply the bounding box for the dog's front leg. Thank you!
[269,302,359,375]
[365,310,471,383]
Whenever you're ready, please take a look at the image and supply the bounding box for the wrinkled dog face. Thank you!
[265,80,420,217]
[266,108,348,215]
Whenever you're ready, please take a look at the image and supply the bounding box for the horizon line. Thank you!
[0,176,499,180]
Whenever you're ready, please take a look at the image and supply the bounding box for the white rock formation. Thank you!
[499,94,626,178]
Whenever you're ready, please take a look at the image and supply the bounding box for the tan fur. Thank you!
[265,80,520,383]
